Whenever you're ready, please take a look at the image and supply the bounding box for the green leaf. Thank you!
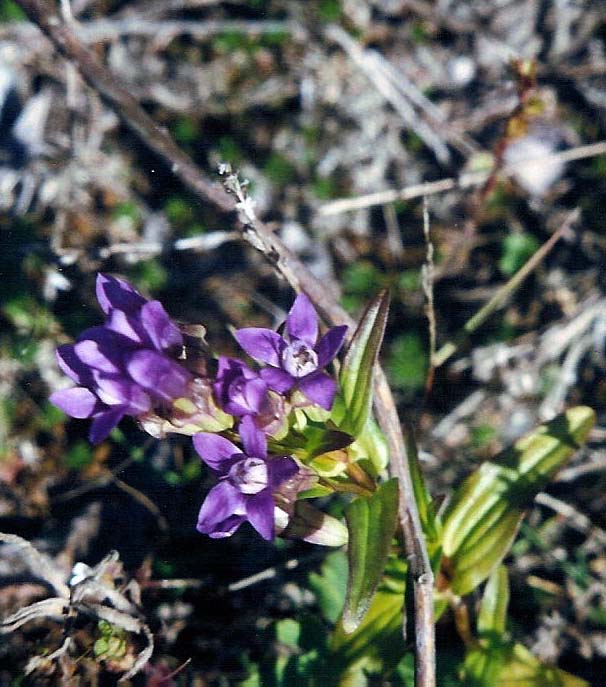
[496,644,588,687]
[331,588,405,682]
[478,566,509,641]
[462,643,588,687]
[308,551,348,623]
[338,290,390,437]
[342,478,399,633]
[441,407,595,596]
[347,417,389,475]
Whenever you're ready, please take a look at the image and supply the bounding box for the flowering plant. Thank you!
[48,274,596,687]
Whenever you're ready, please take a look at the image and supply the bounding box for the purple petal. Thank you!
[234,328,284,366]
[197,481,246,537]
[201,514,246,539]
[89,406,126,444]
[259,367,294,394]
[126,350,191,402]
[268,456,299,489]
[96,273,146,315]
[73,339,121,375]
[50,387,99,418]
[246,490,275,540]
[286,294,318,346]
[140,301,182,351]
[298,372,337,410]
[105,309,144,344]
[214,359,269,416]
[56,344,89,385]
[93,374,151,414]
[193,433,241,471]
[315,325,348,368]
[239,415,267,459]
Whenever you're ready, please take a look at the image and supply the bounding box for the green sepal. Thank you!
[342,478,399,633]
[441,406,595,596]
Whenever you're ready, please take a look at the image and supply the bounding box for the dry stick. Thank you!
[432,209,579,369]
[319,141,606,216]
[15,3,435,684]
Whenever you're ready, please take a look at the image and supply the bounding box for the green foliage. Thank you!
[461,567,588,686]
[0,0,25,21]
[405,429,442,570]
[217,136,245,165]
[172,116,200,145]
[441,406,595,596]
[499,233,540,276]
[331,584,405,683]
[385,332,427,393]
[129,259,168,292]
[337,290,390,437]
[64,440,94,470]
[342,479,399,633]
[94,620,127,660]
[318,0,343,22]
[311,176,338,200]
[264,152,297,185]
[308,551,348,624]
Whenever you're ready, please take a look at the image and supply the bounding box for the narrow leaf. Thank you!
[441,406,595,596]
[339,290,390,437]
[405,425,439,542]
[478,565,509,640]
[342,478,399,633]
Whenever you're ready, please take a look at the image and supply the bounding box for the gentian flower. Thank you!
[50,274,191,444]
[234,294,347,410]
[194,416,298,540]
[213,357,270,417]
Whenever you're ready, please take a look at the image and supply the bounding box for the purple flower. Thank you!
[234,294,347,410]
[213,357,270,417]
[50,274,191,444]
[193,416,298,540]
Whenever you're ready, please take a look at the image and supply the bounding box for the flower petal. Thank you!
[239,415,267,459]
[94,374,151,413]
[201,514,246,539]
[197,481,246,536]
[234,328,284,366]
[105,309,144,344]
[298,372,337,410]
[56,344,89,385]
[140,300,182,351]
[193,433,241,471]
[268,456,299,488]
[286,293,318,346]
[259,367,294,393]
[315,325,348,368]
[50,387,99,418]
[96,273,146,315]
[126,350,191,402]
[246,490,275,540]
[73,338,122,375]
[89,406,126,444]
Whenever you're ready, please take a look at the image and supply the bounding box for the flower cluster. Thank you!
[50,274,192,444]
[51,275,348,542]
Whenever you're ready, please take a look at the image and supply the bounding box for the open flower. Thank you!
[50,274,191,444]
[234,294,347,410]
[193,416,298,540]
